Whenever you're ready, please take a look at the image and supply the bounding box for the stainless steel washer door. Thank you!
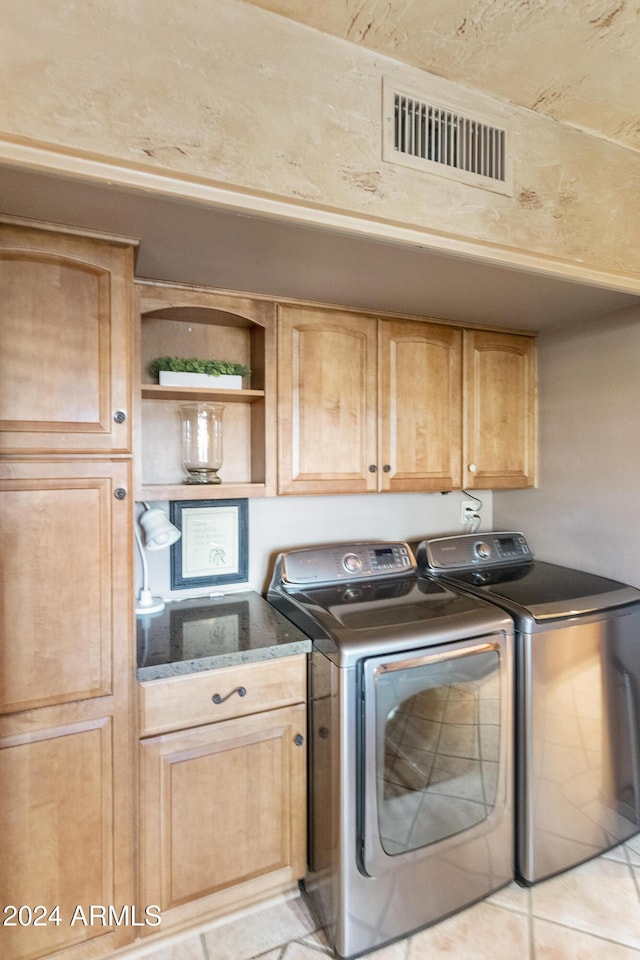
[360,634,511,878]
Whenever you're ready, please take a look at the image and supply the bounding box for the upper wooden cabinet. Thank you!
[0,221,135,455]
[463,329,537,489]
[135,281,276,500]
[277,305,462,495]
[379,319,462,492]
[278,305,536,494]
[277,305,378,495]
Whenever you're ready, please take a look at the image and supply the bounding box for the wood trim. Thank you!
[2,141,638,296]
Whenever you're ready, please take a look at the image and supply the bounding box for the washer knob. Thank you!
[343,553,362,573]
[474,541,491,559]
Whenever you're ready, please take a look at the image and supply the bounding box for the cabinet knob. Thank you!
[468,463,477,473]
[368,464,377,473]
[113,487,127,500]
[382,464,391,473]
[294,733,304,747]
[113,409,127,424]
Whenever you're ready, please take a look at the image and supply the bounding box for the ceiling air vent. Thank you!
[383,80,512,196]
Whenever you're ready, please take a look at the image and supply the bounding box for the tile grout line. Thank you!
[200,931,211,960]
[529,913,640,953]
[625,843,640,906]
[528,904,536,960]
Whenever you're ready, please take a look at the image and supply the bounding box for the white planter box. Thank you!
[158,371,243,390]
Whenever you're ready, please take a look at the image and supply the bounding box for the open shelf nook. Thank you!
[135,280,277,500]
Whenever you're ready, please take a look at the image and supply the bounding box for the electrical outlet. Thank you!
[460,500,477,524]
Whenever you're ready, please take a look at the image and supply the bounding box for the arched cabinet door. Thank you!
[277,305,464,495]
[277,304,379,495]
[378,319,462,492]
[0,221,134,454]
[463,329,537,490]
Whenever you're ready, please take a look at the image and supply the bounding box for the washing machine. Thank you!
[419,531,640,885]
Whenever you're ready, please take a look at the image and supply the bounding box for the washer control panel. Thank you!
[423,531,531,571]
[281,541,415,585]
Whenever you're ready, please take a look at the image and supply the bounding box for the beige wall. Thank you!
[1,0,639,281]
[494,304,640,586]
[4,0,640,589]
[144,491,493,596]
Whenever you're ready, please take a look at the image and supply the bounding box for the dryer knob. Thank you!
[474,541,491,559]
[343,553,362,573]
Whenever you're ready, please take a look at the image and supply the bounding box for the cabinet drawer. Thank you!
[139,654,306,736]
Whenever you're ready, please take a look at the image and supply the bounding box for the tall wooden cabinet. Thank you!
[0,221,136,960]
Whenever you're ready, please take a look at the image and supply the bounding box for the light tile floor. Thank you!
[130,837,640,960]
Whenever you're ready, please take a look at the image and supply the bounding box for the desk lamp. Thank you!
[135,503,181,616]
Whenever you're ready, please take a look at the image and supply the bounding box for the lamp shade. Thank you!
[135,504,182,616]
[139,508,181,551]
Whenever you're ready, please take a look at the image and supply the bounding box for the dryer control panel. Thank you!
[422,532,531,571]
[280,541,415,585]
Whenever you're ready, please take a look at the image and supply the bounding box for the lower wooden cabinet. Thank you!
[138,697,307,935]
[1,711,135,960]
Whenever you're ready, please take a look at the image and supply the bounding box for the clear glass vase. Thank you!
[179,403,225,484]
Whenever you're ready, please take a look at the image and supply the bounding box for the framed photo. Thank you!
[169,499,248,590]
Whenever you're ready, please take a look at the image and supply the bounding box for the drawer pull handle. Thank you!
[212,686,247,705]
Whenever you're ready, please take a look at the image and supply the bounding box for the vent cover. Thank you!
[383,81,512,195]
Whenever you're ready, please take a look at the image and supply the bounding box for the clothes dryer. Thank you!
[268,541,514,958]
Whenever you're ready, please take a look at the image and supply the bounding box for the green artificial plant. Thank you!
[149,356,251,379]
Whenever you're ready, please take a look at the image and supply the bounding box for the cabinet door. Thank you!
[0,459,135,960]
[463,330,537,489]
[0,460,131,715]
[379,319,462,492]
[278,305,378,494]
[0,222,133,454]
[139,703,307,932]
[0,713,134,960]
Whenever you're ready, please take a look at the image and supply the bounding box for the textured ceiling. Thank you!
[245,0,640,152]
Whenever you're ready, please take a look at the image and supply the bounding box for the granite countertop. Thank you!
[137,591,310,681]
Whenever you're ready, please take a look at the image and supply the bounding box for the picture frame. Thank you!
[169,499,249,590]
